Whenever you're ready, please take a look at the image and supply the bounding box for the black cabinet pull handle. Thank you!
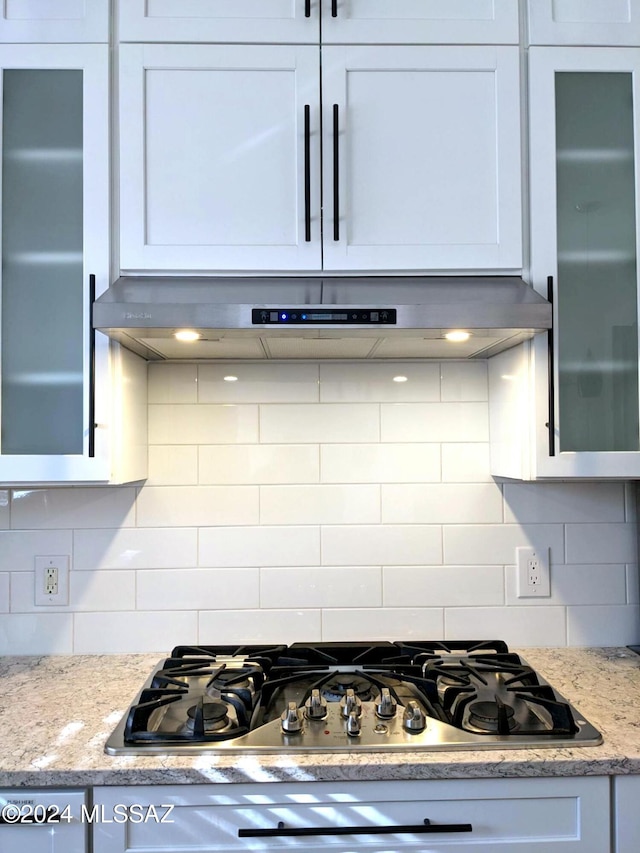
[305,0,311,17]
[88,273,97,458]
[546,274,555,457]
[333,103,340,241]
[304,104,311,242]
[239,818,473,838]
[332,0,338,16]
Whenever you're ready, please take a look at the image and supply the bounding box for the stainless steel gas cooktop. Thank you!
[105,641,602,755]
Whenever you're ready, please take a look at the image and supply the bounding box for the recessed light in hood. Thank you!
[93,276,552,361]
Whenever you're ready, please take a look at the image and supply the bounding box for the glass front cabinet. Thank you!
[490,47,640,479]
[0,44,147,484]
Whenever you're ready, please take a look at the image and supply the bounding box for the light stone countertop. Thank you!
[1,647,640,788]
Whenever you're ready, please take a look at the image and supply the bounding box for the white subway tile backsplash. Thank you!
[198,609,322,643]
[504,482,626,524]
[10,488,136,530]
[383,566,504,607]
[2,359,636,654]
[148,363,197,403]
[199,526,320,568]
[0,613,73,654]
[321,443,440,484]
[148,446,198,485]
[381,403,489,442]
[198,363,319,403]
[199,444,319,485]
[440,362,488,401]
[137,568,260,610]
[321,525,442,567]
[505,563,627,607]
[260,485,380,525]
[137,486,259,527]
[445,606,567,647]
[149,404,259,445]
[567,605,640,646]
[260,566,382,609]
[566,522,637,564]
[74,611,196,654]
[0,530,72,571]
[441,443,491,482]
[321,608,445,641]
[260,403,380,444]
[383,484,503,524]
[443,524,565,566]
[74,528,198,569]
[319,363,440,402]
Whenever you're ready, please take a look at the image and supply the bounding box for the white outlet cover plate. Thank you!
[35,555,70,606]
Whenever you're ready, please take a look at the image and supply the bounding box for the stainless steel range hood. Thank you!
[93,276,552,361]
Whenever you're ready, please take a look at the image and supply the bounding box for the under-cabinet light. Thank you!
[174,329,200,342]
[444,330,471,343]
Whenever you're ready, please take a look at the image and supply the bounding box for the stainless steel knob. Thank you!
[281,701,303,734]
[304,688,328,720]
[346,710,361,737]
[340,688,362,718]
[375,687,397,719]
[402,700,427,732]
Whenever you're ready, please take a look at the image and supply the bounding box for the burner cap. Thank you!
[322,675,373,702]
[186,701,229,732]
[468,700,516,733]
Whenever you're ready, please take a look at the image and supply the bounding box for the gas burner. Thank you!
[467,699,517,733]
[184,700,230,733]
[322,674,374,702]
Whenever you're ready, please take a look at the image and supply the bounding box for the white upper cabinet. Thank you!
[0,0,109,43]
[0,44,147,484]
[119,44,322,273]
[119,0,318,44]
[322,46,522,272]
[323,0,519,44]
[528,0,640,45]
[119,0,518,45]
[120,44,522,274]
[490,47,640,480]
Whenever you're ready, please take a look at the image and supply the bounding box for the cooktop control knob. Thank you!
[375,687,397,719]
[402,700,427,732]
[340,688,362,718]
[281,702,304,734]
[346,710,361,737]
[304,688,328,720]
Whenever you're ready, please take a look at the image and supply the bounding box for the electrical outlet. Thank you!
[516,546,550,598]
[35,556,69,606]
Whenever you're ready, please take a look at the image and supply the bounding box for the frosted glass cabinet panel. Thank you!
[2,70,84,455]
[527,47,640,478]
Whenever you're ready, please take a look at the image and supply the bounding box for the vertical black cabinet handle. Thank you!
[333,103,340,241]
[546,275,555,457]
[305,0,311,17]
[88,273,97,459]
[332,0,338,16]
[304,104,311,242]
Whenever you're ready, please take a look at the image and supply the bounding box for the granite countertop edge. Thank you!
[2,646,639,788]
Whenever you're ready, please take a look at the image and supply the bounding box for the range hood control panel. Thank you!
[252,308,397,325]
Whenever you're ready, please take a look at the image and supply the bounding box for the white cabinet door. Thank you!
[0,0,108,42]
[322,46,522,272]
[119,44,321,273]
[613,775,640,853]
[0,45,147,485]
[491,48,640,480]
[119,0,317,44]
[528,0,640,45]
[323,0,519,44]
[93,777,610,852]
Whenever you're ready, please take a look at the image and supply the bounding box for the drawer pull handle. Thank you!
[239,818,473,838]
[304,104,311,242]
[331,0,338,16]
[333,103,340,241]
[305,0,311,16]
